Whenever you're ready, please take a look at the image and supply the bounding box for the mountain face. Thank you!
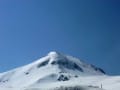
[0,51,120,90]
[0,51,105,88]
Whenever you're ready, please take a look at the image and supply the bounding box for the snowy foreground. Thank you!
[0,51,120,90]
[0,75,120,90]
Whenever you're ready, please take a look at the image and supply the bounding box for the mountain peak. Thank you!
[47,51,64,59]
[0,51,106,88]
[0,52,118,90]
[48,51,60,56]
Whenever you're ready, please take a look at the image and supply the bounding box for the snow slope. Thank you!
[0,51,119,90]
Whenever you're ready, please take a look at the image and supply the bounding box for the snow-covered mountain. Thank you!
[0,51,120,90]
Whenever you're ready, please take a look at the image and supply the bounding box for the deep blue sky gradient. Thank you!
[0,0,120,75]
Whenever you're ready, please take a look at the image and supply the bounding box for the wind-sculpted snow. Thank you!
[37,59,49,68]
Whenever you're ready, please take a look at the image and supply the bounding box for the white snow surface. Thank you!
[0,51,119,90]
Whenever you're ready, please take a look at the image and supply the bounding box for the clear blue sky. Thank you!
[0,0,120,75]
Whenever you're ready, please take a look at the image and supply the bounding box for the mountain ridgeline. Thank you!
[0,51,105,87]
